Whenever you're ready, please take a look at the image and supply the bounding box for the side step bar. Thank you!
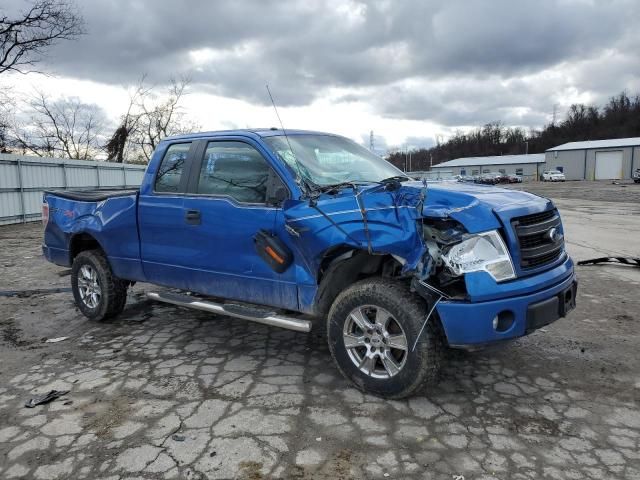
[146,292,312,333]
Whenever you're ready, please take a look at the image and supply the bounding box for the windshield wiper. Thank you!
[379,175,411,183]
[313,180,373,195]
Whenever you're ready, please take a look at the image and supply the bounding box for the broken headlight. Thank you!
[442,230,515,282]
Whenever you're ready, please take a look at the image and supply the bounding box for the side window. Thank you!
[515,168,523,175]
[498,169,506,174]
[472,169,479,175]
[482,169,490,174]
[155,143,191,192]
[197,141,271,203]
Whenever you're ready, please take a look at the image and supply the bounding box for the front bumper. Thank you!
[436,269,577,347]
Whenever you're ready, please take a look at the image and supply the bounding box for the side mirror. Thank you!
[267,184,288,206]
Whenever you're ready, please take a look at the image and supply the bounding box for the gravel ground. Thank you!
[0,181,639,480]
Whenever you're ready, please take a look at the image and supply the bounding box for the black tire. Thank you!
[71,249,128,321]
[327,278,442,399]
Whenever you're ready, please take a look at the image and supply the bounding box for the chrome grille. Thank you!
[511,209,564,269]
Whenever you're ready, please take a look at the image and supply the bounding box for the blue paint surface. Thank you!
[43,129,575,346]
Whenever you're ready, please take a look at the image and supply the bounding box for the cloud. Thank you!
[3,0,639,133]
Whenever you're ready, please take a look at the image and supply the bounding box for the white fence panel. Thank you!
[125,169,145,185]
[98,167,126,187]
[0,154,146,225]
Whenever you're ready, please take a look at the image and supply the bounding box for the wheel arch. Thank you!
[69,232,105,264]
[313,246,404,318]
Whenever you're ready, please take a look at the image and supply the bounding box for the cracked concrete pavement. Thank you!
[1,181,639,479]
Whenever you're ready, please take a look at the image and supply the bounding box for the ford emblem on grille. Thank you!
[546,227,560,242]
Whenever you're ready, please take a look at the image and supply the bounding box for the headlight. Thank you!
[442,230,515,282]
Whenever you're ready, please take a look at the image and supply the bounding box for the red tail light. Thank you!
[42,203,49,226]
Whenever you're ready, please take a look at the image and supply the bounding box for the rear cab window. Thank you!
[155,143,191,193]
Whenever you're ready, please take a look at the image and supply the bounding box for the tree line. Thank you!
[0,0,197,163]
[387,92,640,171]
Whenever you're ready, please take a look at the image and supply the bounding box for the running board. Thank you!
[146,292,312,333]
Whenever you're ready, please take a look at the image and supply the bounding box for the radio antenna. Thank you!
[265,84,307,191]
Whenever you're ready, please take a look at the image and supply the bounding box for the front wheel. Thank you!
[327,278,442,399]
[71,249,128,321]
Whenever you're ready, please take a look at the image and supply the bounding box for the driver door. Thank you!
[178,138,299,310]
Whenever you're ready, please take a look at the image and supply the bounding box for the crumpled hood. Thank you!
[417,181,552,233]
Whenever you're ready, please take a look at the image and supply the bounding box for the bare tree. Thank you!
[0,0,84,75]
[105,76,150,163]
[11,91,106,159]
[0,86,13,152]
[106,77,199,163]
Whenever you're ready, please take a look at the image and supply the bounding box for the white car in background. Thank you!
[542,170,566,182]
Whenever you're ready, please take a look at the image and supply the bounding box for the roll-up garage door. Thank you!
[595,151,623,179]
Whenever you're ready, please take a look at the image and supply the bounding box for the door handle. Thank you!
[185,209,201,225]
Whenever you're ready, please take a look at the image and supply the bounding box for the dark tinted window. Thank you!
[155,143,191,192]
[197,141,270,203]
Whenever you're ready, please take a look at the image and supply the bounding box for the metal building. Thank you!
[545,137,640,180]
[430,154,545,181]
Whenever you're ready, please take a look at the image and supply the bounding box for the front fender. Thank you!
[283,195,426,278]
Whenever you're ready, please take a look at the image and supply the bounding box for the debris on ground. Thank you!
[172,434,186,442]
[24,390,70,408]
[45,336,69,343]
[577,257,640,267]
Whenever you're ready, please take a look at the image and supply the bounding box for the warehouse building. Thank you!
[545,137,640,180]
[430,153,545,181]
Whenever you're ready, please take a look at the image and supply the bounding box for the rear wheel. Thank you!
[327,278,442,398]
[71,250,127,321]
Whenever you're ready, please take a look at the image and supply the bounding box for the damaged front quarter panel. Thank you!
[282,183,428,278]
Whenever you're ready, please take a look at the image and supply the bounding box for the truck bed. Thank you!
[44,189,139,202]
[43,189,141,279]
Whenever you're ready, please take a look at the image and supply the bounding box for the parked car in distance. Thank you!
[42,129,577,399]
[633,168,640,183]
[458,175,476,183]
[505,174,523,183]
[542,170,566,182]
[477,172,505,185]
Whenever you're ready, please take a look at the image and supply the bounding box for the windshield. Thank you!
[263,134,406,186]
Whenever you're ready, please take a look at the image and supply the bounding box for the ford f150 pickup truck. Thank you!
[42,129,577,398]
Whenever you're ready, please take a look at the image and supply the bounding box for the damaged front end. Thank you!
[282,180,511,314]
[416,216,517,301]
[412,217,471,302]
[283,178,576,349]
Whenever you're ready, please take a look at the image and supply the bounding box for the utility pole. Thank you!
[525,141,529,155]
[404,146,408,172]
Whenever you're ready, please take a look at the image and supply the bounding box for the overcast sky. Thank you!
[3,0,640,151]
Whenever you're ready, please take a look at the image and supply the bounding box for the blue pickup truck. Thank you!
[42,129,577,398]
